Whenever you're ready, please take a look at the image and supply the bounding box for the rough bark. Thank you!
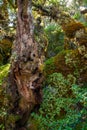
[6,0,44,129]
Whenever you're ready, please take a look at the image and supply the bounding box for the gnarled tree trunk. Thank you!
[6,0,44,129]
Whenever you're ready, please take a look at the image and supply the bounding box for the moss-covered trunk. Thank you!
[6,0,44,129]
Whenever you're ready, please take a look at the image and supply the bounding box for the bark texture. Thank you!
[6,0,44,129]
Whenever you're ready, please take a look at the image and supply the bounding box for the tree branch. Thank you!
[32,2,74,25]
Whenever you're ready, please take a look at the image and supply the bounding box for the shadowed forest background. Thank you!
[0,0,87,130]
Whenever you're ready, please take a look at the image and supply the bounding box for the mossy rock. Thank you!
[44,49,87,83]
[62,21,85,38]
[44,50,73,77]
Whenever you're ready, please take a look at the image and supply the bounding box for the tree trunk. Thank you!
[6,0,44,129]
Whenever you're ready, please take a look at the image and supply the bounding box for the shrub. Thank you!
[30,73,87,130]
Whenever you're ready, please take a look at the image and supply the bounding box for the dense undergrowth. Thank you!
[30,73,87,130]
[0,59,87,130]
[27,20,87,130]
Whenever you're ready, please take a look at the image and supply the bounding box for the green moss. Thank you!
[44,57,55,76]
[44,50,73,77]
[44,48,87,83]
[62,21,85,38]
[0,64,10,85]
[30,73,87,130]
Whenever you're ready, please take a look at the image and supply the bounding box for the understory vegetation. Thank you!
[0,64,10,129]
[30,73,87,130]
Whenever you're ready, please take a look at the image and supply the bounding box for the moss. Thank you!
[44,50,73,77]
[44,57,55,76]
[6,114,21,130]
[44,49,87,83]
[54,50,74,76]
[0,38,12,63]
[76,36,87,47]
[0,64,10,85]
[27,117,41,130]
[66,49,87,82]
[0,38,12,47]
[62,21,85,38]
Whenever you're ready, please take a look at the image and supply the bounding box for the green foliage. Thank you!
[0,64,10,129]
[30,73,87,130]
[44,56,55,76]
[0,64,10,85]
[45,23,64,57]
[47,73,76,97]
[73,12,82,20]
